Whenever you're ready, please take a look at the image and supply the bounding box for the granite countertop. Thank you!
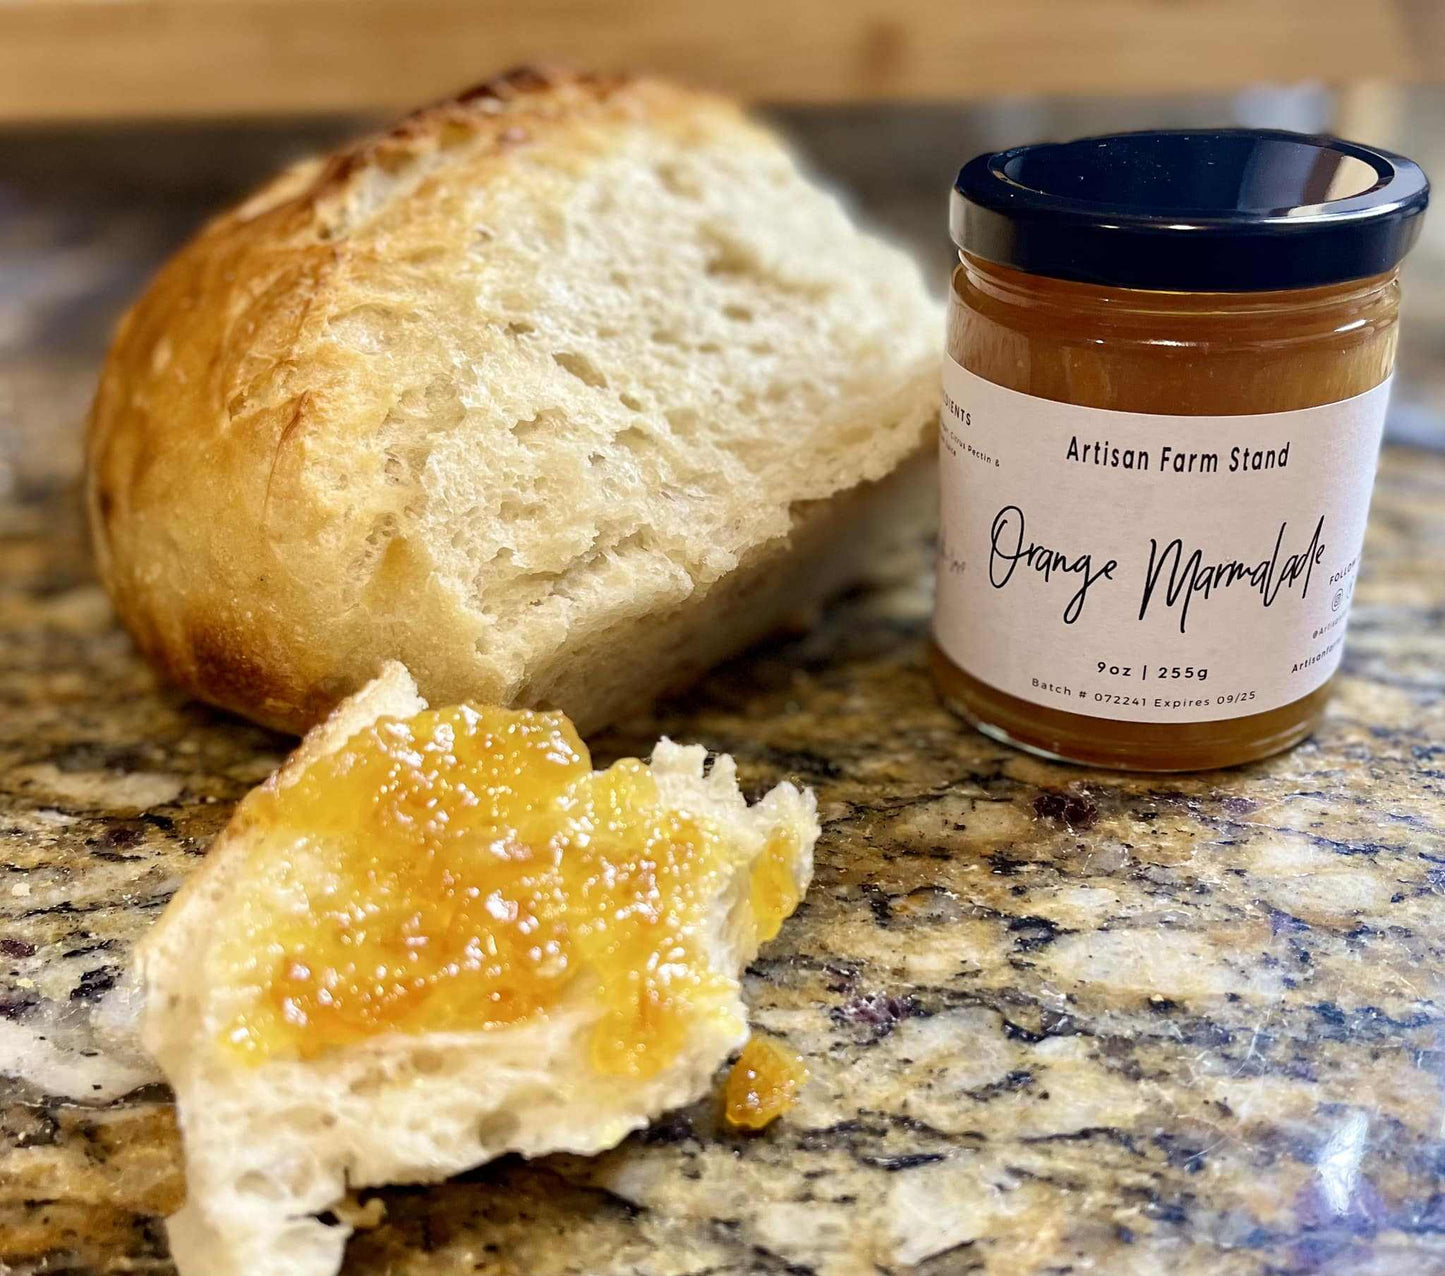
[4,104,1445,1276]
[4,449,1445,1275]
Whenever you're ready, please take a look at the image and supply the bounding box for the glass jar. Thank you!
[933,130,1429,771]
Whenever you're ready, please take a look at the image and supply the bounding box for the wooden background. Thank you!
[1,0,1444,123]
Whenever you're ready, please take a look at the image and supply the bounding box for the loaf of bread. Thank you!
[87,68,940,734]
[137,661,817,1276]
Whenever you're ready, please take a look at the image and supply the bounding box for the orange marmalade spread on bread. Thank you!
[216,705,798,1075]
[723,1035,809,1130]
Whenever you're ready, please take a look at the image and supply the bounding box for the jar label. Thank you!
[935,361,1391,724]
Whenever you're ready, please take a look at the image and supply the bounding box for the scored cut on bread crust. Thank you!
[85,66,941,736]
[137,661,818,1276]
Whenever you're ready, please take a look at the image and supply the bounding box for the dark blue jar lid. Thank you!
[952,128,1429,292]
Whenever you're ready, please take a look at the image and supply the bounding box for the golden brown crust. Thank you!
[85,67,937,735]
[86,68,747,733]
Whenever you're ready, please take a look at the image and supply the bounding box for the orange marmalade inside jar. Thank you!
[934,130,1429,771]
[214,705,801,1075]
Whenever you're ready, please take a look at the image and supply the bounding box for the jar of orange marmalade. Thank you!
[934,130,1429,771]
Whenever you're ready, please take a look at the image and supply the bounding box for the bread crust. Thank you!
[86,67,938,734]
[136,662,818,1276]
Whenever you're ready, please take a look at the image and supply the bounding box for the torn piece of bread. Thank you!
[86,66,941,736]
[136,662,817,1276]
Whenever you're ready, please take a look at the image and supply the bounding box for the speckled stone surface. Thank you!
[4,99,1445,1276]
[3,444,1445,1275]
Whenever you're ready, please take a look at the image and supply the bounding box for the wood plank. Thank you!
[0,0,1439,122]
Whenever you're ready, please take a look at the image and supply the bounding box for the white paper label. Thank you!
[936,361,1391,723]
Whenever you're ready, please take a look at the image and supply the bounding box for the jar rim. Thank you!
[952,128,1429,293]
